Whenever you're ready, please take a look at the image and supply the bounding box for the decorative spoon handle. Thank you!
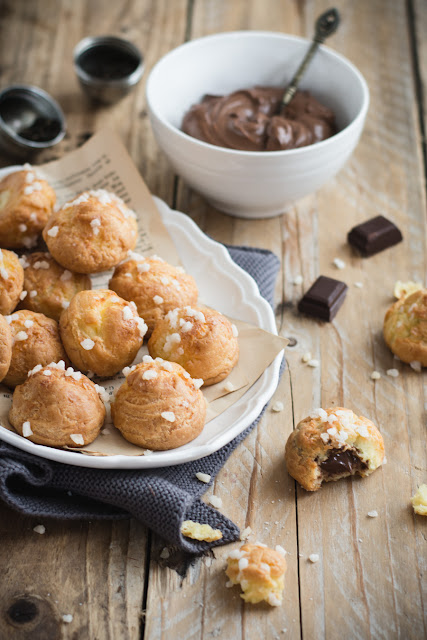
[280,7,340,111]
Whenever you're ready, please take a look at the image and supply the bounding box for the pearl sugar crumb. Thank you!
[208,495,222,509]
[272,401,284,412]
[195,472,211,484]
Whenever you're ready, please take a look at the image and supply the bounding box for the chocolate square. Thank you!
[298,276,348,321]
[348,215,403,256]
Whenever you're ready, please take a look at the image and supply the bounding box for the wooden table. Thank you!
[0,1,426,638]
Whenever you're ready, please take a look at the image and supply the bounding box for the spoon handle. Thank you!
[280,7,340,110]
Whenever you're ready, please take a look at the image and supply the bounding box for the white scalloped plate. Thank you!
[0,171,282,468]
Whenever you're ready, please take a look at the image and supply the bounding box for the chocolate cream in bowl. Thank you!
[182,87,336,151]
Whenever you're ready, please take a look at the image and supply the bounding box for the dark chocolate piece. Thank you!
[320,448,367,476]
[348,215,403,256]
[298,276,348,321]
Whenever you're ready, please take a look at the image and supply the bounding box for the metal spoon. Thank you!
[280,7,340,113]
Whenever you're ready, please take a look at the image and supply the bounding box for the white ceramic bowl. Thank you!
[146,31,369,219]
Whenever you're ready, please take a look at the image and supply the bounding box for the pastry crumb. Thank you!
[301,352,312,363]
[308,554,319,563]
[371,371,381,380]
[354,282,363,288]
[62,614,73,623]
[181,520,222,542]
[226,543,286,606]
[293,275,303,285]
[159,547,170,559]
[307,359,319,368]
[411,484,427,516]
[410,361,422,372]
[367,510,378,518]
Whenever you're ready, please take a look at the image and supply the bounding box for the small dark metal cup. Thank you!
[0,85,66,158]
[74,36,144,104]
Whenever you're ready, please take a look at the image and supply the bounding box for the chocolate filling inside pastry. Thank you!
[319,448,367,476]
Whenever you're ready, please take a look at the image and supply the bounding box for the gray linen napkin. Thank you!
[0,246,281,553]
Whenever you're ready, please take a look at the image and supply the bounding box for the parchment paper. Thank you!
[0,130,287,456]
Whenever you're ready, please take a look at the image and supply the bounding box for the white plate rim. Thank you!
[0,168,282,468]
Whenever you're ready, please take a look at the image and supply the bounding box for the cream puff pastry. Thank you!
[109,254,198,336]
[4,310,67,387]
[0,314,12,382]
[148,306,239,386]
[0,249,24,314]
[9,361,105,447]
[284,407,385,491]
[59,289,147,377]
[226,543,287,606]
[0,168,56,248]
[383,288,427,366]
[111,357,206,450]
[411,484,427,516]
[19,251,91,321]
[43,190,138,273]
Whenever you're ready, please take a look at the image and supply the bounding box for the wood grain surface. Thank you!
[0,1,426,639]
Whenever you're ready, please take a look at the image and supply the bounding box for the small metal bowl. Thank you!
[0,85,66,158]
[74,36,144,104]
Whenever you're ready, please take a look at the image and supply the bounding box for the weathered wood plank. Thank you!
[0,1,188,638]
[145,2,302,640]
[412,0,427,177]
[0,1,426,639]
[291,1,427,639]
[144,371,300,640]
[156,0,426,639]
[0,507,147,639]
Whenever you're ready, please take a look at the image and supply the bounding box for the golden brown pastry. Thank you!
[181,520,223,542]
[0,249,24,314]
[59,289,147,377]
[0,167,56,248]
[226,543,287,606]
[111,357,206,449]
[284,407,384,492]
[43,190,138,273]
[0,314,12,382]
[9,362,105,447]
[393,280,423,300]
[19,251,91,321]
[3,310,67,387]
[411,484,427,516]
[148,306,239,386]
[109,254,198,336]
[383,288,427,366]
